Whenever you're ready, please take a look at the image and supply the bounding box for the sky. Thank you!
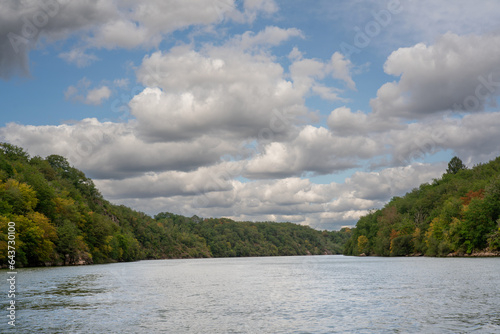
[1,0,500,230]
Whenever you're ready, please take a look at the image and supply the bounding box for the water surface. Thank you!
[3,256,500,333]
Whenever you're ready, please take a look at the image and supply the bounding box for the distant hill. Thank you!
[0,143,351,268]
[344,156,500,256]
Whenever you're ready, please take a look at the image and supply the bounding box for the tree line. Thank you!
[4,142,496,265]
[344,156,500,256]
[0,143,351,267]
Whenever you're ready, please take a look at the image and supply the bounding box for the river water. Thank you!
[2,255,500,333]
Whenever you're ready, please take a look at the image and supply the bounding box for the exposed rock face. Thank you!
[447,250,500,257]
[465,251,500,257]
[64,252,93,265]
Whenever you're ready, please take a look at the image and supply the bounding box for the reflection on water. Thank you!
[2,256,500,333]
[23,273,109,313]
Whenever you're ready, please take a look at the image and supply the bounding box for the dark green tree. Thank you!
[446,156,467,175]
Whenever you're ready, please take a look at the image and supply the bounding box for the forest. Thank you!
[344,156,500,256]
[2,141,499,267]
[0,143,351,268]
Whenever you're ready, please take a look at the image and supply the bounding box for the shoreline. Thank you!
[5,251,500,270]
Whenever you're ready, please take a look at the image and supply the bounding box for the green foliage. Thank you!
[0,143,348,267]
[446,156,467,175]
[345,156,500,257]
[357,235,369,254]
[390,235,413,256]
[0,143,30,162]
[151,216,348,258]
[487,220,500,251]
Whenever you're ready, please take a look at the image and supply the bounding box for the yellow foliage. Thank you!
[11,214,55,262]
[425,217,449,249]
[76,235,90,253]
[101,235,114,255]
[27,212,57,241]
[53,197,75,214]
[1,179,38,212]
[357,235,369,254]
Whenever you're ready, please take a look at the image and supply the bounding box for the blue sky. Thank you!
[2,0,500,229]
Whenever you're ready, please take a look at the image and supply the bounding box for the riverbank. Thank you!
[356,250,500,258]
[447,250,500,257]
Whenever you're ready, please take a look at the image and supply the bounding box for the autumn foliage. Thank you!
[345,156,500,256]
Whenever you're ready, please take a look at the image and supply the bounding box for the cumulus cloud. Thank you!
[85,86,111,105]
[3,108,498,229]
[64,78,111,105]
[394,0,500,44]
[245,125,380,178]
[388,111,500,166]
[329,52,356,90]
[327,106,400,135]
[371,33,500,118]
[231,26,303,50]
[0,0,278,79]
[0,0,117,79]
[322,0,500,51]
[229,0,278,23]
[346,163,446,201]
[3,0,500,231]
[113,78,129,88]
[0,1,30,79]
[0,119,242,179]
[59,48,98,67]
[133,42,309,142]
[95,162,241,200]
[107,177,343,228]
[289,51,356,101]
[64,77,90,100]
[97,162,445,230]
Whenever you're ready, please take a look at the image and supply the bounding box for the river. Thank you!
[3,255,500,333]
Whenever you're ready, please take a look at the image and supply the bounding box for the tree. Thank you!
[0,143,30,161]
[357,235,369,254]
[46,155,71,174]
[446,156,467,175]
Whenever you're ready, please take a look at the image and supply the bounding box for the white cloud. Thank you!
[346,163,446,201]
[59,48,98,67]
[244,0,278,13]
[329,52,356,90]
[387,111,500,166]
[0,0,117,78]
[94,162,240,199]
[232,26,303,50]
[85,86,111,105]
[0,0,278,78]
[64,78,111,106]
[394,0,500,44]
[321,0,500,52]
[288,46,303,61]
[94,161,445,230]
[64,77,90,102]
[3,0,500,231]
[237,0,278,22]
[4,107,498,230]
[0,119,241,180]
[245,125,380,178]
[90,19,152,49]
[288,50,356,103]
[113,78,129,88]
[371,33,500,118]
[327,106,394,135]
[64,85,79,101]
[133,42,308,142]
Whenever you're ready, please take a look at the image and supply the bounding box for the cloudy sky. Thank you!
[1,0,500,230]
